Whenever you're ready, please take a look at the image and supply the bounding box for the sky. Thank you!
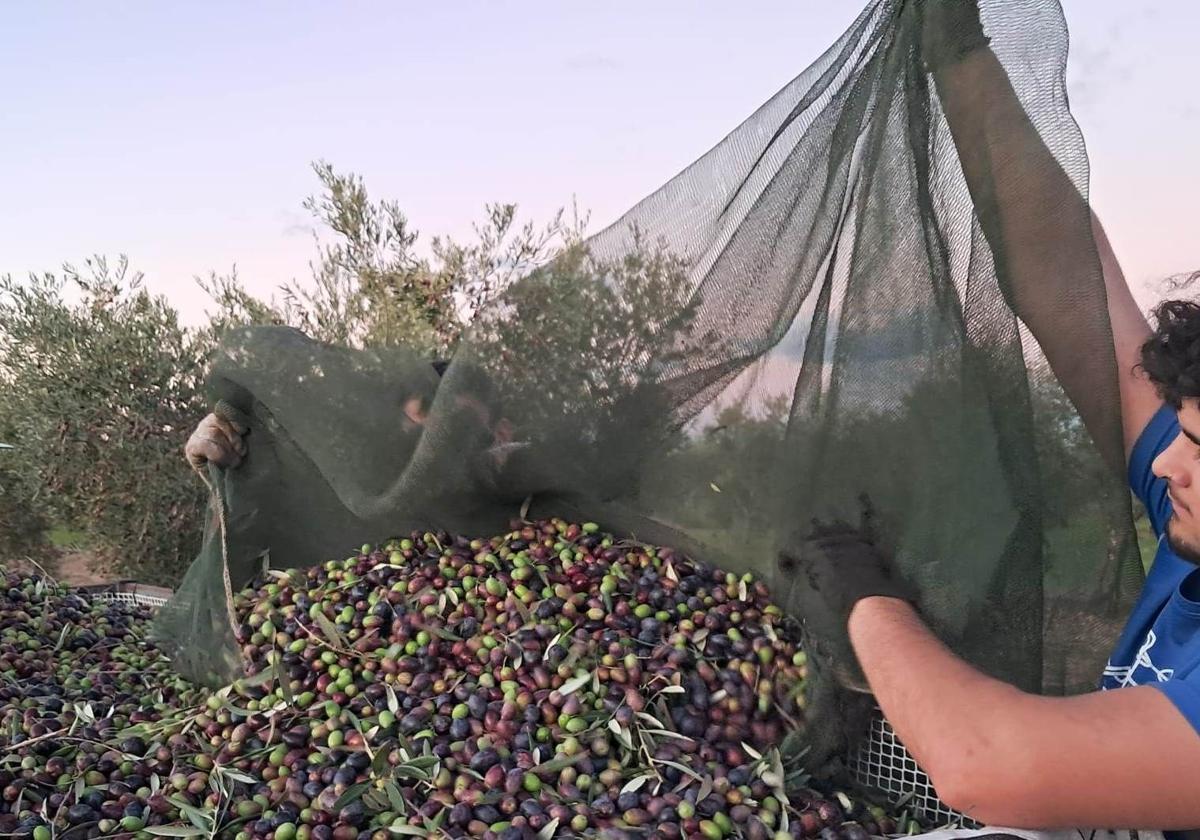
[1,1,1197,324]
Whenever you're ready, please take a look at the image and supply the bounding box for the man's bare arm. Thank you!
[1091,215,1160,456]
[850,596,1200,829]
[931,31,1161,462]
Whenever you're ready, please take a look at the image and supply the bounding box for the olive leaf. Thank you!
[73,702,95,724]
[313,611,347,649]
[619,775,652,795]
[558,670,592,697]
[639,728,693,743]
[333,782,371,811]
[277,671,295,706]
[425,808,447,832]
[220,700,257,718]
[400,755,440,771]
[635,712,665,729]
[362,788,390,813]
[52,624,70,653]
[145,827,209,838]
[237,668,277,689]
[652,759,702,781]
[511,597,533,626]
[384,781,407,813]
[219,768,258,785]
[372,742,397,777]
[608,720,633,751]
[531,753,586,775]
[179,802,213,831]
[393,765,432,782]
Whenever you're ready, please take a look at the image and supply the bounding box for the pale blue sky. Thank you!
[2,2,1196,322]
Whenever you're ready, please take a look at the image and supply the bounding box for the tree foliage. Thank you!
[0,164,588,584]
[0,258,209,581]
[201,162,579,356]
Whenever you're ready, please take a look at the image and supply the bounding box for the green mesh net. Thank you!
[155,0,1143,764]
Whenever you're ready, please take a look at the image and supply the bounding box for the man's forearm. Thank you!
[934,46,1125,474]
[850,596,1200,828]
[847,596,1031,805]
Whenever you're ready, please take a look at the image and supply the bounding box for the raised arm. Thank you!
[1091,215,1160,456]
[925,1,1161,464]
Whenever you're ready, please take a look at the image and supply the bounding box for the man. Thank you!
[788,2,1200,835]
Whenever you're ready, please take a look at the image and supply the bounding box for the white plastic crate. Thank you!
[79,581,172,610]
[850,710,976,828]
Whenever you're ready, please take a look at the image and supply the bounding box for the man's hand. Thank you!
[185,413,248,471]
[920,0,990,73]
[777,498,915,692]
[779,499,914,634]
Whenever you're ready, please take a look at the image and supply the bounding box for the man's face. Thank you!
[1152,399,1200,563]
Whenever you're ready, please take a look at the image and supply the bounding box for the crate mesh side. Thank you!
[848,711,977,828]
[85,590,169,609]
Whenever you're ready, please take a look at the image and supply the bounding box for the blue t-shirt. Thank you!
[1102,404,1200,735]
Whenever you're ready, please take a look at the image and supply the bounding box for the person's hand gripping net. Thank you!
[919,0,990,73]
[778,496,916,645]
[185,402,249,471]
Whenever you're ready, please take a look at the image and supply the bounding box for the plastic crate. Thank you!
[77,580,172,610]
[72,581,967,827]
[850,711,976,828]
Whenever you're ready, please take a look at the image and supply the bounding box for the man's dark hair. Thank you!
[1140,300,1200,409]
